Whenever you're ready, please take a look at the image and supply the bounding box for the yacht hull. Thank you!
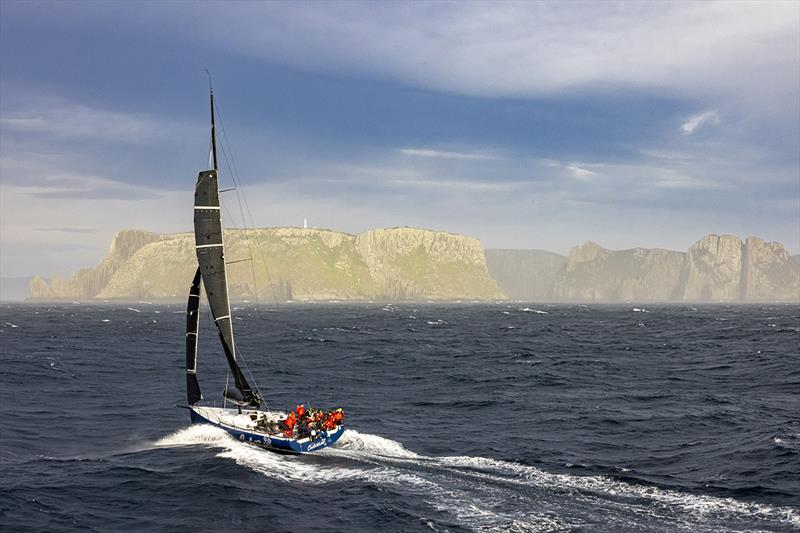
[189,406,344,454]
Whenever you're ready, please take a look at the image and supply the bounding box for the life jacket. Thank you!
[296,405,306,418]
[324,415,337,430]
[285,412,296,429]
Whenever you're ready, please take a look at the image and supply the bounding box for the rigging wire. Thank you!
[214,102,282,308]
[216,138,261,308]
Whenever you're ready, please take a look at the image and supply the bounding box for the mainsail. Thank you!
[191,87,261,408]
[185,267,202,405]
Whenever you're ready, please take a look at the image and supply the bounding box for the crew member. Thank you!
[283,411,297,437]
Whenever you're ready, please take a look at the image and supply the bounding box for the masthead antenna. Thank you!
[204,68,213,93]
[204,68,218,171]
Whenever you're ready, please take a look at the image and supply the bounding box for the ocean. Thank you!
[1,302,798,532]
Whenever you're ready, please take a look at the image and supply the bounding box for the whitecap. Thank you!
[127,307,141,313]
[519,308,548,314]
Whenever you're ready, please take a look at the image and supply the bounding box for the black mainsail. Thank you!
[185,267,202,405]
[191,87,261,408]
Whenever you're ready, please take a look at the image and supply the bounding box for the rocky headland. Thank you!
[29,227,504,302]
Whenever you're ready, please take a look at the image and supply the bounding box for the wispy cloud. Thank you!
[1,103,189,144]
[34,227,97,233]
[535,158,596,179]
[653,176,723,190]
[681,111,720,135]
[400,148,500,161]
[20,172,159,201]
[383,178,517,192]
[565,164,595,179]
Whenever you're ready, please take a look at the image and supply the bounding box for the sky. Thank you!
[1,1,799,278]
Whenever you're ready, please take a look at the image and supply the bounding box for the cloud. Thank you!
[681,111,720,135]
[16,2,795,110]
[534,158,596,179]
[0,154,161,201]
[400,148,501,161]
[175,1,799,114]
[653,176,722,190]
[34,227,97,233]
[565,165,595,179]
[383,178,516,192]
[1,103,190,144]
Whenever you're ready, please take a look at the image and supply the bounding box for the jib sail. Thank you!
[185,267,202,405]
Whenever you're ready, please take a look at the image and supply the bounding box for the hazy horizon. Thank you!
[2,1,799,278]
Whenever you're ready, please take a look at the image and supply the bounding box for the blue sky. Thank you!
[1,1,798,278]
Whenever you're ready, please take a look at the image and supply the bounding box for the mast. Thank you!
[206,68,218,172]
[210,85,218,171]
[193,82,261,408]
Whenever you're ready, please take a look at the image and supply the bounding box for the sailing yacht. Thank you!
[184,84,345,454]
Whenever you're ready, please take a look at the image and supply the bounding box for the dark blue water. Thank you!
[1,302,799,532]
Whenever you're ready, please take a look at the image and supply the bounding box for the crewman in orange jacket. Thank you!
[296,404,306,419]
[283,411,297,437]
[333,408,344,424]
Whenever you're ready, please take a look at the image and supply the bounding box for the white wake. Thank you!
[155,426,799,531]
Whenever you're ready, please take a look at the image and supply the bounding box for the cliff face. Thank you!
[743,237,800,301]
[356,228,503,300]
[551,243,686,301]
[549,234,799,302]
[680,234,743,301]
[484,249,566,301]
[30,227,503,301]
[28,230,164,300]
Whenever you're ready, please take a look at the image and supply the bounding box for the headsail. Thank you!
[186,267,202,405]
[193,87,261,408]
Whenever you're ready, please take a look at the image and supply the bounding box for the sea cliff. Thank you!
[29,227,504,302]
[546,234,800,302]
[484,249,566,301]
